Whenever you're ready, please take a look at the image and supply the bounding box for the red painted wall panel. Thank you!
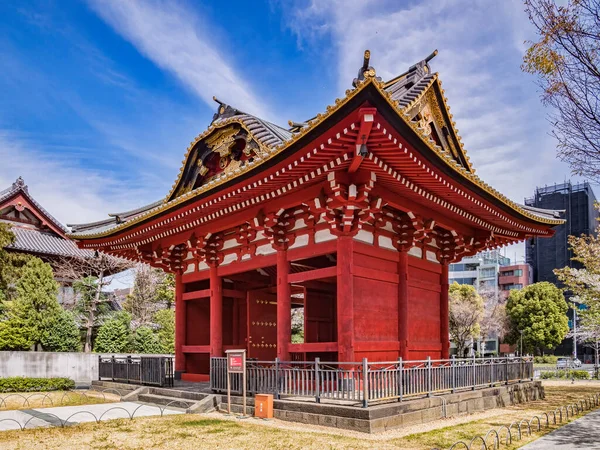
[353,252,398,274]
[185,300,210,346]
[353,276,398,342]
[222,297,234,346]
[407,260,442,359]
[305,290,336,343]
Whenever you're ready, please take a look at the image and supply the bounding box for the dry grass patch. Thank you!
[0,382,599,449]
[0,390,119,411]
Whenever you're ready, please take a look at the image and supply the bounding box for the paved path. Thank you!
[0,401,183,431]
[521,408,600,449]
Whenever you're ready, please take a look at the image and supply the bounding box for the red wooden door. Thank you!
[247,290,277,360]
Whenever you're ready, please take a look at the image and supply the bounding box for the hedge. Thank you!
[0,377,75,393]
[533,355,558,364]
[539,370,590,380]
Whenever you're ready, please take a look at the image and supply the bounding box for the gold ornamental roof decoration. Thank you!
[68,54,564,241]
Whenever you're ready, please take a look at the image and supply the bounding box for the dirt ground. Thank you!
[0,381,598,450]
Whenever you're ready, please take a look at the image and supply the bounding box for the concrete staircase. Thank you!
[138,388,207,410]
[91,381,220,414]
[91,380,140,397]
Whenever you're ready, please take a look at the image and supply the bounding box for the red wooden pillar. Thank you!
[398,250,409,360]
[337,235,355,362]
[440,262,450,359]
[210,265,223,357]
[174,272,186,374]
[277,249,291,361]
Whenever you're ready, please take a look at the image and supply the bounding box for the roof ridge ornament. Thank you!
[211,96,243,124]
[352,50,382,88]
[12,176,27,192]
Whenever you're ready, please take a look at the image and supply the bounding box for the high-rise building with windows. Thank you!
[525,181,599,361]
[449,250,511,293]
[525,182,598,285]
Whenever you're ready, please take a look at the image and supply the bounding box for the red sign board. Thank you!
[227,351,245,373]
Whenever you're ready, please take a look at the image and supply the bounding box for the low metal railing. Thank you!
[210,356,533,407]
[99,355,174,387]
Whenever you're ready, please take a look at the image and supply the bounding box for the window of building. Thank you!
[514,269,523,277]
[501,270,514,277]
[479,268,496,278]
[508,284,522,290]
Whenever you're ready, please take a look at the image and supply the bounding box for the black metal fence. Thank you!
[210,356,534,407]
[99,355,174,387]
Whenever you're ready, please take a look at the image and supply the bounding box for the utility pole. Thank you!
[573,303,578,361]
[519,329,524,357]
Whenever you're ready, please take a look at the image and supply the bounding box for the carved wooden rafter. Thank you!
[311,171,381,236]
[254,208,298,251]
[234,222,258,257]
[194,233,224,267]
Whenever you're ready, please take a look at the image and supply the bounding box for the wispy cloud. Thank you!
[283,0,576,260]
[0,131,157,226]
[283,0,573,198]
[88,0,272,119]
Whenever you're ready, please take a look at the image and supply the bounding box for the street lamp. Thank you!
[519,330,524,357]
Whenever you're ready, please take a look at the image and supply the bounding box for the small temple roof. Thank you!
[9,226,91,258]
[68,51,564,240]
[1,177,68,234]
[0,177,95,259]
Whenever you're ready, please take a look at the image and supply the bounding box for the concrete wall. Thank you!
[0,352,171,385]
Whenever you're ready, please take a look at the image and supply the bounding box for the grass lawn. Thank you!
[0,382,598,449]
[0,390,120,411]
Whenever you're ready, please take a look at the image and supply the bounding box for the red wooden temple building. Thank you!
[70,51,563,381]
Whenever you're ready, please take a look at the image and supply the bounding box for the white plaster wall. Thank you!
[0,352,170,385]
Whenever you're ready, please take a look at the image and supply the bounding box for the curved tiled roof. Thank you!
[8,226,93,258]
[1,177,68,234]
[68,52,564,239]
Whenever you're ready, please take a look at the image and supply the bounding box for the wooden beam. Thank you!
[289,342,338,353]
[288,266,336,284]
[223,289,247,299]
[182,289,210,301]
[354,266,399,284]
[355,341,400,352]
[182,345,210,353]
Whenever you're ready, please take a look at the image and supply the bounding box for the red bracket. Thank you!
[348,107,377,173]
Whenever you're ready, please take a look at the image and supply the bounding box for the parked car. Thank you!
[556,358,582,369]
[556,358,569,369]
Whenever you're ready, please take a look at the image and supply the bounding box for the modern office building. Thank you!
[498,263,532,295]
[525,181,599,360]
[449,250,511,292]
[525,182,598,285]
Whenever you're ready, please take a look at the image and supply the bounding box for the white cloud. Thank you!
[0,131,157,226]
[284,0,578,261]
[88,0,272,119]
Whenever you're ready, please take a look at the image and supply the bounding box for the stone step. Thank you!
[222,402,256,415]
[148,387,207,401]
[91,380,140,394]
[137,393,197,409]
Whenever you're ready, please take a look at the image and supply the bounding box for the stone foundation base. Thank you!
[220,381,544,433]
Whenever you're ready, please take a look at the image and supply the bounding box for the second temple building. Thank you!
[69,51,563,381]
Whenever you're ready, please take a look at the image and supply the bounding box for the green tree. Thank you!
[93,312,132,353]
[506,282,569,354]
[154,309,174,354]
[124,265,174,325]
[41,310,82,352]
[0,223,31,304]
[448,283,484,357]
[132,326,162,354]
[0,258,62,350]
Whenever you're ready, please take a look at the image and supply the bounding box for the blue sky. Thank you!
[0,0,581,262]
